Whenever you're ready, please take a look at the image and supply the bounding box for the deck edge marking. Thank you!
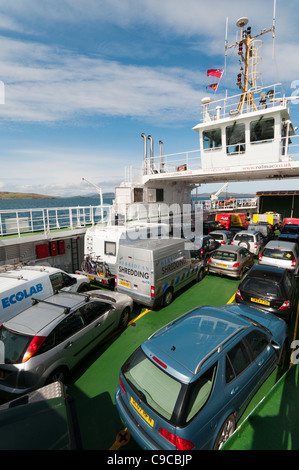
[128,309,152,325]
[227,293,236,304]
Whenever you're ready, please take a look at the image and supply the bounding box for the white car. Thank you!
[232,230,265,256]
[259,240,299,274]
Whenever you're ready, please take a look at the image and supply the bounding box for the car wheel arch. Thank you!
[45,365,70,385]
[212,412,237,450]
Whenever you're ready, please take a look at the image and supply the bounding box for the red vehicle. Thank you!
[280,218,299,229]
[215,213,249,230]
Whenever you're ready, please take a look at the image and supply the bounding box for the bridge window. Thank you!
[203,128,222,150]
[226,123,245,154]
[250,117,274,143]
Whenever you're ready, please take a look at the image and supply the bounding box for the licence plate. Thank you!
[119,280,131,288]
[130,397,154,427]
[251,297,270,306]
[217,263,227,268]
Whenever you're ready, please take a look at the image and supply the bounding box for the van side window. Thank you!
[50,272,73,291]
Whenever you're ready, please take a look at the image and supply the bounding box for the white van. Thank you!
[0,266,91,322]
[116,238,205,308]
[84,222,169,275]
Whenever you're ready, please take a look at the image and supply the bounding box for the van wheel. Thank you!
[118,307,130,329]
[163,288,173,307]
[46,367,69,385]
[213,414,236,450]
[197,268,204,282]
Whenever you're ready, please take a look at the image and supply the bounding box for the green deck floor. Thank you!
[66,272,298,450]
[222,364,299,450]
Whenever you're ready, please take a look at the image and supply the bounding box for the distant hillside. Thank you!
[0,192,59,200]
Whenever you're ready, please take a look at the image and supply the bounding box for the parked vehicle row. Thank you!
[0,214,297,451]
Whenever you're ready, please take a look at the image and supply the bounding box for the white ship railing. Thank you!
[0,205,112,238]
[130,133,299,177]
[201,83,284,123]
[194,197,257,212]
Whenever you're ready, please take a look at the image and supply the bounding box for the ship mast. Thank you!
[225,15,275,115]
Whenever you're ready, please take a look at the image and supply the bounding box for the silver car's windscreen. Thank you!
[123,349,182,421]
[211,251,237,262]
[0,327,33,364]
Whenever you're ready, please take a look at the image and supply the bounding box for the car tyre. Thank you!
[197,268,204,282]
[213,414,236,450]
[118,307,130,329]
[46,367,69,385]
[163,288,173,307]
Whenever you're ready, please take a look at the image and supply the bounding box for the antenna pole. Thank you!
[224,16,228,74]
[272,0,276,57]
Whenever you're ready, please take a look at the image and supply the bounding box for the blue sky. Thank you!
[1,0,299,197]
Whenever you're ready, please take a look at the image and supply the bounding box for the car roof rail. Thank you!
[31,297,71,314]
[53,290,90,302]
[195,326,246,374]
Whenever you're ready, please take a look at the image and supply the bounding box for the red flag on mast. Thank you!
[207,69,223,78]
[207,83,218,91]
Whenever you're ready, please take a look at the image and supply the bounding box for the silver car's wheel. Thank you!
[46,367,68,385]
[213,414,236,450]
[118,307,130,329]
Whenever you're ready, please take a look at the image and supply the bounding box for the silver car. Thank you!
[0,289,133,400]
[259,240,299,274]
[232,230,265,256]
[207,245,254,279]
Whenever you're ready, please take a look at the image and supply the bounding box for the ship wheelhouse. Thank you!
[193,89,296,169]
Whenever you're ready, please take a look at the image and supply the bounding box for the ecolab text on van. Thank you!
[1,283,43,308]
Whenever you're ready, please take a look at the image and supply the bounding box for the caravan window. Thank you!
[250,118,274,143]
[226,123,245,154]
[105,241,116,256]
[203,129,222,150]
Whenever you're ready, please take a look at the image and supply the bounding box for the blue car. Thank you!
[115,304,288,450]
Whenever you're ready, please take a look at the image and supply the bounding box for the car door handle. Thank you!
[230,386,239,395]
[258,359,264,367]
[94,321,102,327]
[64,341,73,349]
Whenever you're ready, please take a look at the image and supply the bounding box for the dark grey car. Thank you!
[0,290,132,400]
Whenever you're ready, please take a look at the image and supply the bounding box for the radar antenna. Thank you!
[225,5,276,115]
